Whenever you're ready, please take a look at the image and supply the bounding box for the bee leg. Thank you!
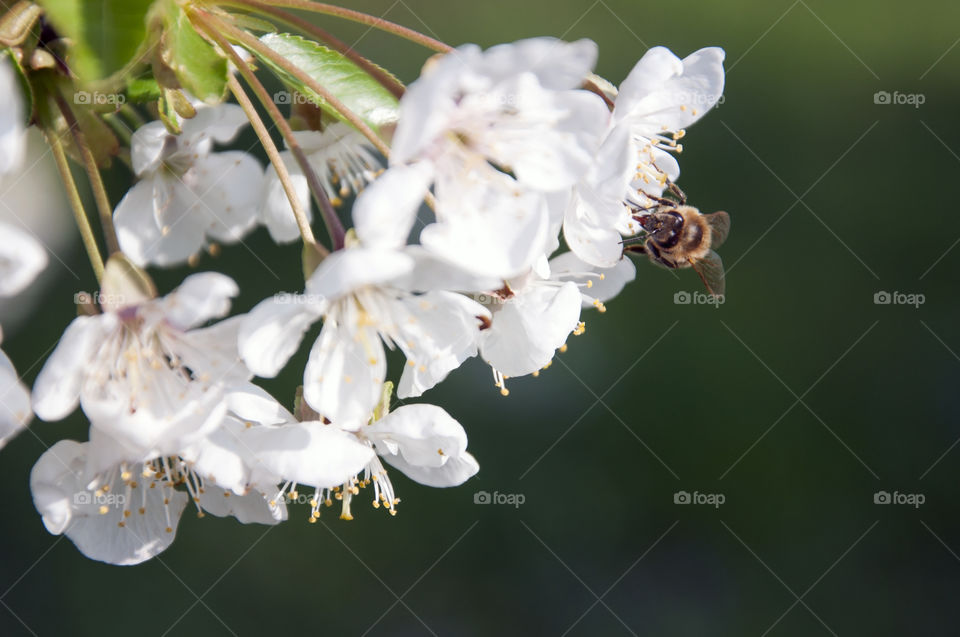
[666,181,687,205]
[634,240,675,269]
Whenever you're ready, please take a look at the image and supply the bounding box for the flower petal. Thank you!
[549,252,636,305]
[259,151,311,244]
[0,221,47,297]
[304,247,413,303]
[187,151,264,244]
[243,420,374,488]
[0,347,31,450]
[615,46,726,133]
[303,318,386,429]
[367,404,479,487]
[479,281,581,377]
[395,291,488,398]
[129,121,169,176]
[239,296,322,378]
[32,315,115,421]
[197,484,286,525]
[31,440,189,565]
[353,162,433,250]
[161,271,239,330]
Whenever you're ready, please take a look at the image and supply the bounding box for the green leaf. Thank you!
[255,33,398,130]
[162,5,227,103]
[125,76,162,103]
[37,0,154,82]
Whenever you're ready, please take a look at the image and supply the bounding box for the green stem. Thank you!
[214,0,453,53]
[54,94,121,255]
[211,28,346,249]
[46,129,105,281]
[226,0,405,98]
[197,8,391,158]
[226,73,328,255]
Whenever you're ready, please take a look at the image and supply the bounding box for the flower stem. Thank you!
[46,129,105,280]
[226,0,405,98]
[222,47,347,250]
[226,74,328,255]
[191,9,339,252]
[195,8,391,157]
[213,0,453,53]
[53,94,121,255]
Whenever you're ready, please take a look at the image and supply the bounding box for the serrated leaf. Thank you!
[255,33,398,130]
[162,4,227,103]
[37,0,154,82]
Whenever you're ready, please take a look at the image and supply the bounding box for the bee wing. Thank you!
[704,211,730,250]
[690,250,725,297]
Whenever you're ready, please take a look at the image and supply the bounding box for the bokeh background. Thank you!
[2,0,960,634]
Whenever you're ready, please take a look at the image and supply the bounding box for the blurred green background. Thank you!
[2,0,960,634]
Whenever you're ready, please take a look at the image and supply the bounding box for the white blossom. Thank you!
[113,104,264,266]
[240,165,490,429]
[32,256,250,459]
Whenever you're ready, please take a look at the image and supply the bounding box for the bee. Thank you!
[623,186,730,296]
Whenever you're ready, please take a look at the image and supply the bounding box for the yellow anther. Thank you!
[559,344,568,353]
[500,387,510,396]
[532,370,540,377]
[99,505,109,515]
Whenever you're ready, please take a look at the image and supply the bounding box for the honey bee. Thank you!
[624,188,730,296]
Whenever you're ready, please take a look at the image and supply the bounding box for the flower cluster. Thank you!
[0,4,726,566]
